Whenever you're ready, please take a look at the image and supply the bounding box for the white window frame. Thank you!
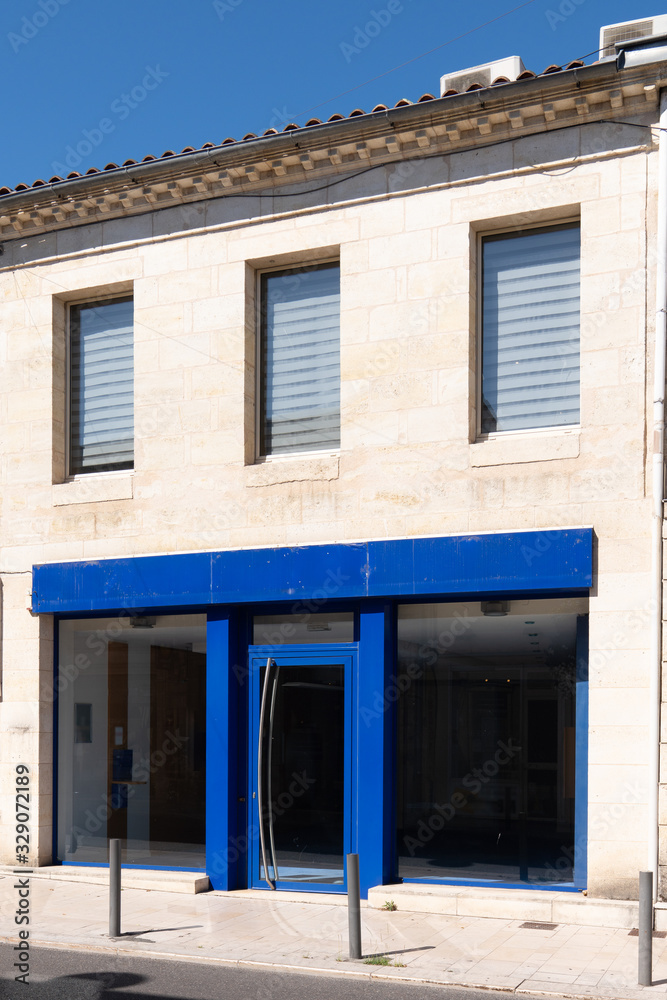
[66,294,134,478]
[255,258,341,461]
[476,218,581,440]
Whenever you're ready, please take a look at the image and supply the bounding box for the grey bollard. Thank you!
[109,839,121,938]
[638,870,653,986]
[347,853,362,960]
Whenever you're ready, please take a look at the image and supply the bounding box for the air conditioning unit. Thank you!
[440,56,525,96]
[599,15,667,59]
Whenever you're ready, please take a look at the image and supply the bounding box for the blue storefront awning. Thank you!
[32,528,593,614]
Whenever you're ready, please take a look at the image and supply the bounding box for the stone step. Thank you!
[0,865,209,894]
[367,883,653,930]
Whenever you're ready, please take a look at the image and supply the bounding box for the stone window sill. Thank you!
[471,430,580,467]
[52,474,134,506]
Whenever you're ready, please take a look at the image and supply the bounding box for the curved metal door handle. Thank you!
[257,657,276,889]
[267,663,281,883]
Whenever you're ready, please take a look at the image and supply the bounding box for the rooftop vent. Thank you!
[440,56,525,96]
[599,15,667,59]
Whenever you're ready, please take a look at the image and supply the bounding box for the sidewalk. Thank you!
[2,872,667,998]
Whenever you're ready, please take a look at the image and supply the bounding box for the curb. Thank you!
[0,935,620,998]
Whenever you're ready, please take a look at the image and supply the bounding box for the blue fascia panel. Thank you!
[33,529,592,614]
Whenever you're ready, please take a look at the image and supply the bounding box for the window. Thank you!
[481,224,580,434]
[259,262,340,456]
[69,297,134,475]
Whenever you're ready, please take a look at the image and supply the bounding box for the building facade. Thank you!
[0,21,666,911]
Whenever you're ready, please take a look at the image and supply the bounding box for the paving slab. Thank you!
[1,872,665,997]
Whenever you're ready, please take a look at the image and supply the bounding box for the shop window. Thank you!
[481,224,580,434]
[396,599,585,886]
[69,296,134,475]
[259,262,340,456]
[253,611,354,645]
[57,615,206,868]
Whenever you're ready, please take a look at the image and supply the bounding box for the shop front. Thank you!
[35,529,592,896]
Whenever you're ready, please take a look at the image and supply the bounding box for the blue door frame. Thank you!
[248,646,355,893]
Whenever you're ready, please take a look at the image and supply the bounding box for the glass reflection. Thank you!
[396,601,582,885]
[57,615,206,868]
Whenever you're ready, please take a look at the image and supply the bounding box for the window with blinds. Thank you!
[481,224,580,434]
[69,297,134,475]
[260,262,340,456]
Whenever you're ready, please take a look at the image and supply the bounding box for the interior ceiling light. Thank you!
[481,601,509,617]
[130,616,155,629]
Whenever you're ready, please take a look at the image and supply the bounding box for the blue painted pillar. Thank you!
[574,613,589,889]
[206,609,245,890]
[356,602,393,897]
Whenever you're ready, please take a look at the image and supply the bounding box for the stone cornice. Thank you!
[1,60,664,242]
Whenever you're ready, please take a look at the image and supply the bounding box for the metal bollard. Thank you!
[109,839,121,938]
[639,870,653,986]
[347,853,362,960]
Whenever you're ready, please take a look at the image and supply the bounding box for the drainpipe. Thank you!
[649,88,667,901]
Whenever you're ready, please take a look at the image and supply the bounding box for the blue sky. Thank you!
[0,0,656,190]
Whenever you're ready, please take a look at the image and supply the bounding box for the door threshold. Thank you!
[222,888,365,906]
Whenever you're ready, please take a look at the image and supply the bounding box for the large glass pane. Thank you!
[396,599,584,885]
[259,663,345,884]
[253,612,354,645]
[57,615,206,868]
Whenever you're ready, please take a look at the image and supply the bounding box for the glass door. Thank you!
[249,649,353,890]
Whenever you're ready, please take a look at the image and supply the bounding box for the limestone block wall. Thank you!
[0,122,657,894]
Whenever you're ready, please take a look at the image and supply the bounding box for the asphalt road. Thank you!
[0,943,553,999]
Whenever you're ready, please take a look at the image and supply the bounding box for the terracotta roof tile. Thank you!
[0,60,596,197]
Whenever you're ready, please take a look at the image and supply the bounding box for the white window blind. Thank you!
[481,225,580,434]
[261,263,340,455]
[69,297,134,474]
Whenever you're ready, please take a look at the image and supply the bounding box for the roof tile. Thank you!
[0,59,595,197]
